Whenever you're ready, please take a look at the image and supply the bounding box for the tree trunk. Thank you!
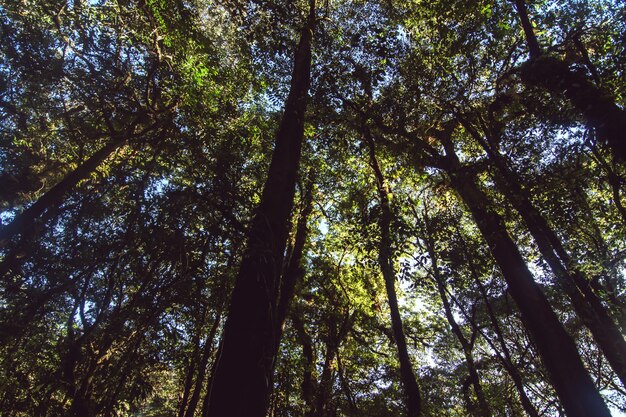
[460,117,626,388]
[463,250,540,417]
[439,141,612,417]
[204,4,316,416]
[336,352,359,415]
[178,310,208,417]
[364,129,421,417]
[292,308,317,417]
[512,0,626,160]
[0,136,127,248]
[276,172,315,334]
[421,217,491,417]
[316,342,336,417]
[511,0,541,59]
[183,313,221,417]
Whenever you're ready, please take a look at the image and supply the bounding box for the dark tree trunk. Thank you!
[292,308,317,417]
[421,218,491,417]
[102,336,143,417]
[364,129,421,417]
[314,310,353,417]
[512,0,541,58]
[513,0,626,160]
[439,140,612,417]
[336,352,359,415]
[0,136,126,248]
[451,222,539,417]
[204,4,316,417]
[460,117,626,388]
[276,172,315,333]
[183,313,221,417]
[178,311,207,417]
[461,246,540,417]
[316,342,336,417]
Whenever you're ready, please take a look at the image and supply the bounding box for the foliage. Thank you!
[1,0,625,416]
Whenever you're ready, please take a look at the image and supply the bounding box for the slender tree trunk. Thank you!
[101,336,143,417]
[178,310,208,417]
[438,139,612,417]
[314,310,353,417]
[292,308,317,417]
[316,342,335,417]
[512,0,626,160]
[511,0,541,58]
[276,172,315,333]
[364,128,421,417]
[183,313,221,417]
[204,4,316,416]
[452,223,539,417]
[421,218,491,417]
[336,352,359,415]
[461,377,478,417]
[462,249,540,417]
[460,117,626,388]
[0,136,127,248]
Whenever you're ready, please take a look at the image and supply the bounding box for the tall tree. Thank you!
[513,0,626,160]
[457,111,626,388]
[420,207,492,417]
[436,127,612,417]
[204,2,317,416]
[363,126,422,417]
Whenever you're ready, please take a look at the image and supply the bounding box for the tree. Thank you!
[204,2,317,416]
[2,0,626,416]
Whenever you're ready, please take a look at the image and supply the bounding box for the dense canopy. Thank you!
[1,0,626,416]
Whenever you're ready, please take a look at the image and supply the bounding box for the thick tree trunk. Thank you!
[513,0,626,160]
[365,130,421,417]
[0,136,127,248]
[461,118,626,388]
[440,142,611,417]
[204,4,316,417]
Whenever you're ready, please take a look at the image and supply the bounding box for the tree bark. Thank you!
[460,117,626,388]
[364,128,422,417]
[0,136,126,248]
[183,313,221,417]
[512,0,626,160]
[421,216,491,417]
[438,139,612,417]
[276,172,315,334]
[204,4,316,416]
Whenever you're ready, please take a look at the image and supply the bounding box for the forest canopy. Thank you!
[1,0,626,416]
